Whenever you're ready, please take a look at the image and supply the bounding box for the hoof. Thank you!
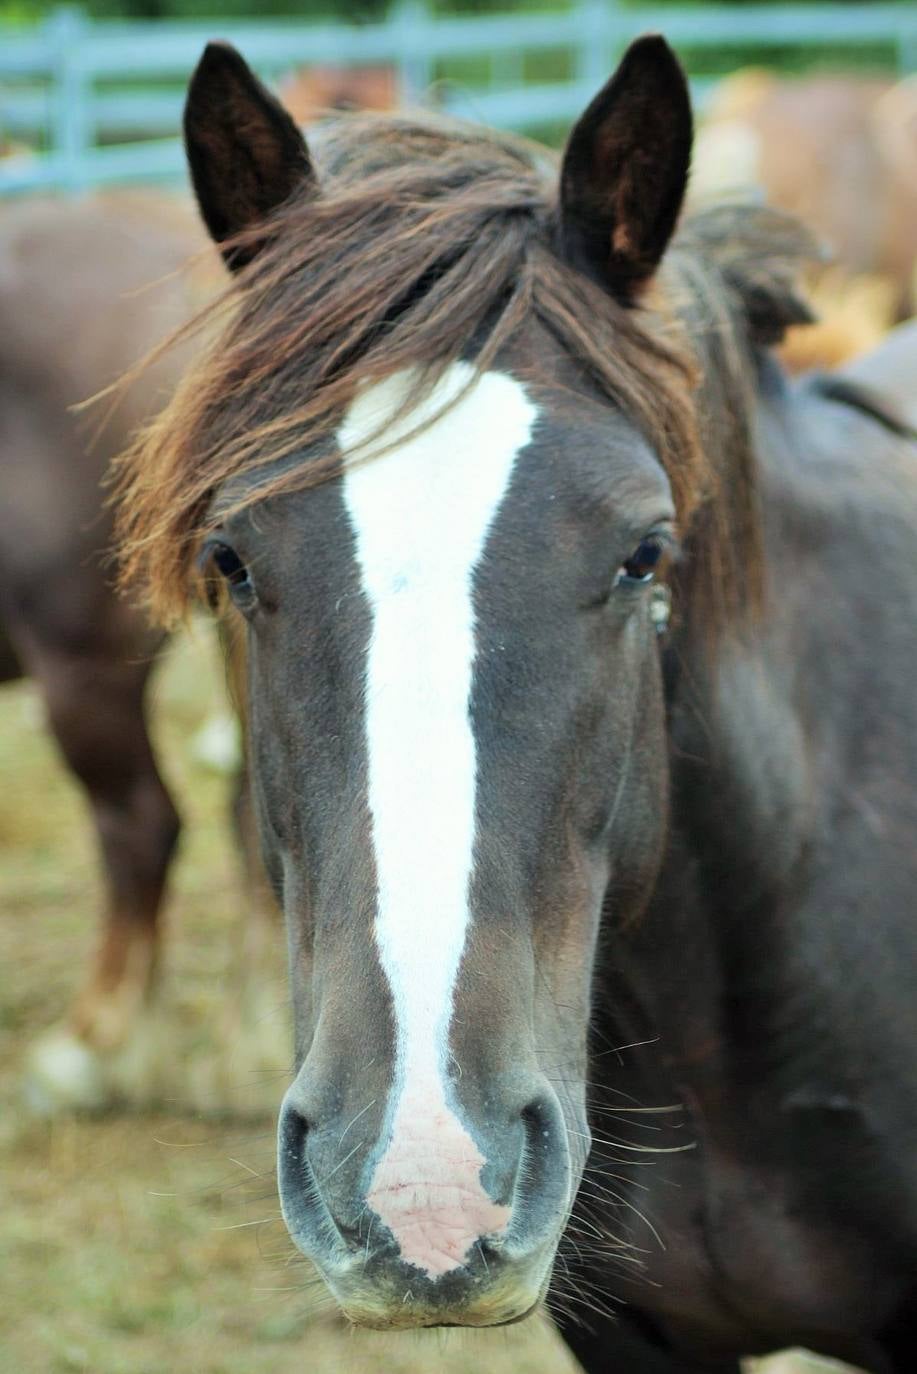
[24,995,289,1118]
[25,1029,110,1114]
[23,1008,166,1116]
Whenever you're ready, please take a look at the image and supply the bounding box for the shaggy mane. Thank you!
[112,111,816,629]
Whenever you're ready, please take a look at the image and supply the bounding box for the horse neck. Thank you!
[603,390,822,1097]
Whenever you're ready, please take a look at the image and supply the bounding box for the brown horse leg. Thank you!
[24,642,179,1110]
[0,621,22,684]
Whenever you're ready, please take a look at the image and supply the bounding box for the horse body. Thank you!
[694,72,917,374]
[0,194,210,1106]
[842,318,917,429]
[696,72,917,318]
[117,37,917,1371]
[568,369,917,1370]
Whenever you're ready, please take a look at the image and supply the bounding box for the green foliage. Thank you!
[0,0,389,21]
[679,40,898,77]
[2,0,913,26]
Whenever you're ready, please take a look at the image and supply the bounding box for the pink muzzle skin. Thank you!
[366,1078,511,1277]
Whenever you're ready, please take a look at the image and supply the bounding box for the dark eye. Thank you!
[616,535,665,588]
[211,542,246,584]
[205,540,257,609]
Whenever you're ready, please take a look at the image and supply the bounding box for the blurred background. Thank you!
[1,1,915,1371]
[2,0,916,348]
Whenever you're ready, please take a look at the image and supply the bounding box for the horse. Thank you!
[840,317,917,431]
[278,61,398,124]
[695,70,917,320]
[0,193,220,1110]
[114,35,917,1372]
[693,71,917,375]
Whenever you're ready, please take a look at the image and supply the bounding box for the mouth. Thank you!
[277,1072,578,1331]
[342,1300,543,1331]
[336,1278,546,1330]
[316,1236,557,1330]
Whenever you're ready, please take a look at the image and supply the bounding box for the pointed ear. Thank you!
[183,42,313,272]
[558,35,692,300]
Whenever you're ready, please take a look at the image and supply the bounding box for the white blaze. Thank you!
[340,363,536,1276]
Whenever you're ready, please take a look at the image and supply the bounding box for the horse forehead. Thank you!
[336,363,540,578]
[329,362,654,554]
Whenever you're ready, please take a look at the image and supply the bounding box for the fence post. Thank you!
[575,0,613,94]
[393,0,432,109]
[897,14,917,75]
[46,5,90,194]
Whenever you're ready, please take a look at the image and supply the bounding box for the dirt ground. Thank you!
[0,629,856,1374]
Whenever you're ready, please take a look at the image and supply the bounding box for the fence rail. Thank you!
[2,2,916,195]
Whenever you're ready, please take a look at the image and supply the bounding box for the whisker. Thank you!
[576,1128,697,1155]
[213,1214,281,1231]
[319,1138,364,1184]
[591,1037,660,1060]
[339,1099,377,1146]
[227,1156,265,1177]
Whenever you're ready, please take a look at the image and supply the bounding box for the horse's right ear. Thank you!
[184,42,313,272]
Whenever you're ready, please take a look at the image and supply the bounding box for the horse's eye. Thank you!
[206,541,256,608]
[616,535,665,587]
[211,542,248,584]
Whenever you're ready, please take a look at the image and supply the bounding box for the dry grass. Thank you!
[0,629,575,1374]
[0,629,855,1374]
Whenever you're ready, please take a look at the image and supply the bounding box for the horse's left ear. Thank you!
[184,41,313,271]
[558,34,692,300]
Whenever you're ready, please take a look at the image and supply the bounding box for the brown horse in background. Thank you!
[279,62,398,125]
[0,65,407,1113]
[695,71,917,370]
[0,193,220,1110]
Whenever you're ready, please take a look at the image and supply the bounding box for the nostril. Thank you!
[277,1099,337,1257]
[277,1102,310,1213]
[521,1095,560,1147]
[508,1091,572,1248]
[278,1097,367,1263]
[521,1090,579,1154]
[279,1100,309,1173]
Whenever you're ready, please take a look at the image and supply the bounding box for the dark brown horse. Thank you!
[841,317,917,430]
[116,36,917,1372]
[0,193,217,1110]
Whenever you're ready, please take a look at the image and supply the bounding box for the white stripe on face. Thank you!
[340,363,537,1277]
